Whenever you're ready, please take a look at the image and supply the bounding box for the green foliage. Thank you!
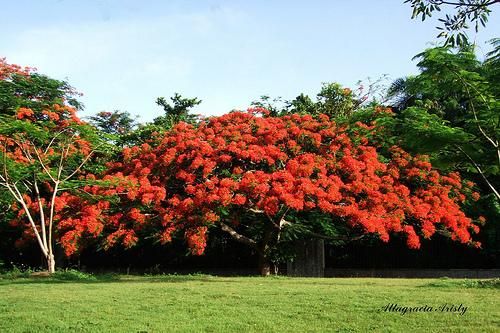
[399,107,470,152]
[0,73,82,116]
[251,95,288,116]
[286,93,316,115]
[315,83,358,118]
[348,106,399,152]
[405,0,498,47]
[388,46,481,118]
[88,110,138,147]
[0,60,115,272]
[155,93,201,127]
[0,268,109,282]
[0,120,106,184]
[252,82,364,119]
[484,38,500,97]
[51,269,97,281]
[382,43,500,261]
[387,45,499,177]
[0,265,33,279]
[122,93,202,146]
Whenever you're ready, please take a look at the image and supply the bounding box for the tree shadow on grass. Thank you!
[0,272,254,285]
[419,277,500,289]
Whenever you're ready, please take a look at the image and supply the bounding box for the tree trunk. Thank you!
[219,220,276,276]
[258,253,271,276]
[47,253,55,274]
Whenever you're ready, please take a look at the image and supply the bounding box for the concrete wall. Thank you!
[325,268,500,278]
[287,239,325,277]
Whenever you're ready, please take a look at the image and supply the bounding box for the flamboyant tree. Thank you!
[0,58,104,273]
[76,109,481,275]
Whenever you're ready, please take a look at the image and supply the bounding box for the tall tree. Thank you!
[387,45,499,201]
[123,93,202,146]
[89,110,137,137]
[154,93,201,128]
[88,110,138,147]
[0,59,104,273]
[252,82,368,119]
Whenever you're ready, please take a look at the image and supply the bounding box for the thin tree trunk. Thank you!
[257,222,275,276]
[258,252,271,276]
[47,181,59,273]
[47,253,55,274]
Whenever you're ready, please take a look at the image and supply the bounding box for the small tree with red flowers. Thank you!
[0,59,103,273]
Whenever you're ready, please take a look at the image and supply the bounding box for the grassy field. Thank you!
[0,273,498,333]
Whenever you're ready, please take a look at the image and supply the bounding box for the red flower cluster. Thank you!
[1,58,96,257]
[0,57,32,80]
[70,110,479,255]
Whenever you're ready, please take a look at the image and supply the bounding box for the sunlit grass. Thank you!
[0,274,498,332]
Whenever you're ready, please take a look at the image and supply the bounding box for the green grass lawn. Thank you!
[0,273,498,333]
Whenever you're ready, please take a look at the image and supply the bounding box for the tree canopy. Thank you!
[0,59,105,272]
[67,110,481,275]
[386,45,499,201]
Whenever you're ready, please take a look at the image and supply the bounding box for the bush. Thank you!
[426,277,500,289]
[0,265,32,279]
[51,269,97,281]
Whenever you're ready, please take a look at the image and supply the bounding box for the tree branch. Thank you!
[279,218,366,242]
[33,176,48,249]
[304,230,366,242]
[63,147,99,181]
[2,140,9,184]
[44,129,69,154]
[9,183,48,256]
[456,145,500,200]
[456,74,498,149]
[220,222,258,249]
[429,0,499,7]
[47,180,59,259]
[31,144,56,183]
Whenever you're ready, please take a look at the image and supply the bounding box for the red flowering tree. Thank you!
[85,109,480,275]
[0,59,103,273]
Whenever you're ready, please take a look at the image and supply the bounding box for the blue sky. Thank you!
[1,0,499,121]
